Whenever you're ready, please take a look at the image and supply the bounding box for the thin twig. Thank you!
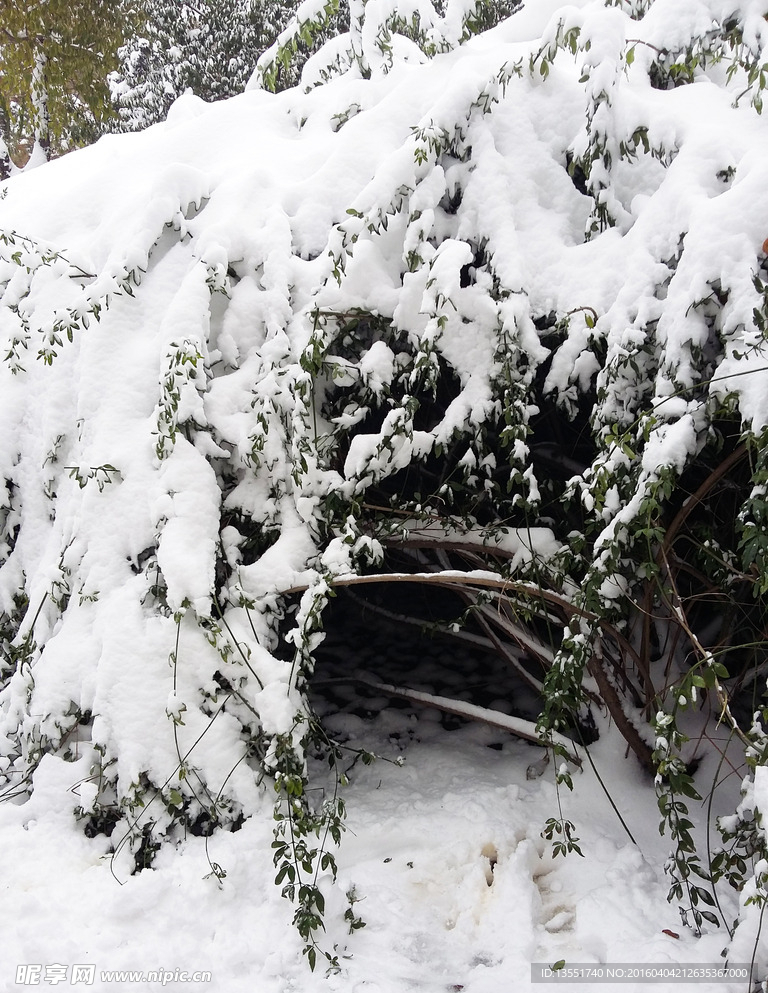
[352,671,583,765]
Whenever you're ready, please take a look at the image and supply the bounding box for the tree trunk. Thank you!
[31,48,50,160]
[0,104,12,179]
[0,142,10,181]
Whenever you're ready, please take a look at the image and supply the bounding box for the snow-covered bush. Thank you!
[4,0,768,969]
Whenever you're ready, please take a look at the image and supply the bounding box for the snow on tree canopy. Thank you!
[4,0,768,965]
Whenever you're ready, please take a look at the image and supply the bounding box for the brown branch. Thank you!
[453,587,546,694]
[566,305,599,324]
[0,27,34,44]
[637,445,748,702]
[626,38,666,55]
[283,569,591,620]
[381,535,648,675]
[662,444,747,556]
[640,573,655,706]
[587,644,655,773]
[287,568,658,762]
[352,673,582,766]
[658,546,751,751]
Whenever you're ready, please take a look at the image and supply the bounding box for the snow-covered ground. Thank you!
[0,711,748,993]
[0,623,751,992]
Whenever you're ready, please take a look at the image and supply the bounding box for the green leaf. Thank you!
[678,780,702,801]
[695,887,716,906]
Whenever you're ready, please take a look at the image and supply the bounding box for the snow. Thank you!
[3,0,768,988]
[0,692,747,993]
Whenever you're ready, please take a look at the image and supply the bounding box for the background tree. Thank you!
[109,0,304,132]
[0,0,141,167]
